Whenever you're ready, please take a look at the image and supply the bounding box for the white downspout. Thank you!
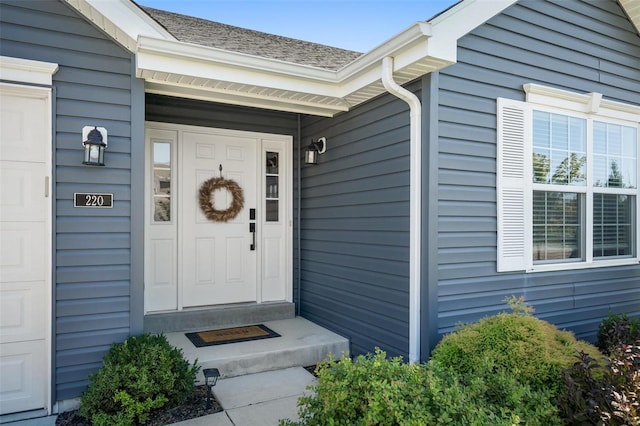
[381,56,422,363]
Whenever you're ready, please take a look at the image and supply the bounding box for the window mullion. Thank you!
[586,119,593,263]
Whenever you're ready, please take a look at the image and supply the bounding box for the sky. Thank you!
[136,0,460,52]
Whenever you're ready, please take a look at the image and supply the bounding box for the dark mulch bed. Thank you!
[55,385,223,426]
[304,365,318,377]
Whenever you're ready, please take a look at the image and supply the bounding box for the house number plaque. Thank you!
[74,193,113,208]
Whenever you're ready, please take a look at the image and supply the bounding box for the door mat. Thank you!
[185,324,280,348]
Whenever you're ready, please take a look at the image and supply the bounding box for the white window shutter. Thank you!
[497,98,530,272]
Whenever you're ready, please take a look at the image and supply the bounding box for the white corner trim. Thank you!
[524,83,640,122]
[381,56,422,364]
[0,56,58,85]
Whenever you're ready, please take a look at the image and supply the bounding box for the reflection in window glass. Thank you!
[593,194,635,258]
[266,175,278,199]
[533,191,583,262]
[153,142,171,222]
[593,122,637,188]
[532,111,586,185]
[266,152,279,174]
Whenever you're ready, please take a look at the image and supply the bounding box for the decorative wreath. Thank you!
[198,177,244,222]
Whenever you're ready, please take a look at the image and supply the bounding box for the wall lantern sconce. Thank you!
[305,137,327,165]
[82,126,107,166]
[203,368,220,409]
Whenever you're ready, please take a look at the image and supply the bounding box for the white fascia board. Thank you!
[427,0,517,61]
[429,0,517,37]
[336,23,445,96]
[86,0,175,40]
[64,0,175,52]
[619,0,640,34]
[0,56,58,85]
[137,36,342,96]
[337,22,433,80]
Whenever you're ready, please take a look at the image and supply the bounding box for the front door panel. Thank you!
[181,131,257,306]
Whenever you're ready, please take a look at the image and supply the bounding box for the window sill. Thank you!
[527,257,640,273]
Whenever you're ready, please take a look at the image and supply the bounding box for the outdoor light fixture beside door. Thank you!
[305,137,327,165]
[82,126,107,166]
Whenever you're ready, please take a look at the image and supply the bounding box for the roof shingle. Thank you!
[142,6,363,71]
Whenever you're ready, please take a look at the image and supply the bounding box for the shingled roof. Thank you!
[141,7,363,71]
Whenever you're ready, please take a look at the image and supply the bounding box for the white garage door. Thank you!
[0,75,53,415]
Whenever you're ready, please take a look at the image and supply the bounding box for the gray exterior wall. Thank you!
[436,0,640,342]
[299,86,417,358]
[145,94,299,137]
[0,0,139,400]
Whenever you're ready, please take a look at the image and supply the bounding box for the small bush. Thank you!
[283,349,433,425]
[558,344,640,425]
[79,334,199,426]
[430,298,603,397]
[282,349,561,426]
[597,312,640,353]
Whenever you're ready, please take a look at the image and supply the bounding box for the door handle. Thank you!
[249,222,256,251]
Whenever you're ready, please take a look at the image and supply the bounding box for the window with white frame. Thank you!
[497,84,640,272]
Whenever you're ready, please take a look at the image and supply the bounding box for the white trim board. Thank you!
[0,56,58,86]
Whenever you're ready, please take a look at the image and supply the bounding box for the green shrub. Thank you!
[282,349,433,426]
[558,344,640,425]
[281,349,561,426]
[597,312,640,352]
[79,334,199,426]
[427,359,562,426]
[430,298,603,397]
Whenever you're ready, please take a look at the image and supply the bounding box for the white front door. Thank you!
[145,123,292,313]
[0,83,52,415]
[181,131,257,306]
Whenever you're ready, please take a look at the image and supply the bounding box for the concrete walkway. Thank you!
[172,367,315,426]
[5,367,315,426]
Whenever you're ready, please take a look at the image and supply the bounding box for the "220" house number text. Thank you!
[74,193,114,208]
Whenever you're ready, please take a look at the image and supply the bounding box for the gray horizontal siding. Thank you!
[436,0,640,342]
[0,0,136,401]
[300,85,415,358]
[145,94,298,137]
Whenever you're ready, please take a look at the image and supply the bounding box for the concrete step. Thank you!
[144,302,295,334]
[165,317,349,381]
